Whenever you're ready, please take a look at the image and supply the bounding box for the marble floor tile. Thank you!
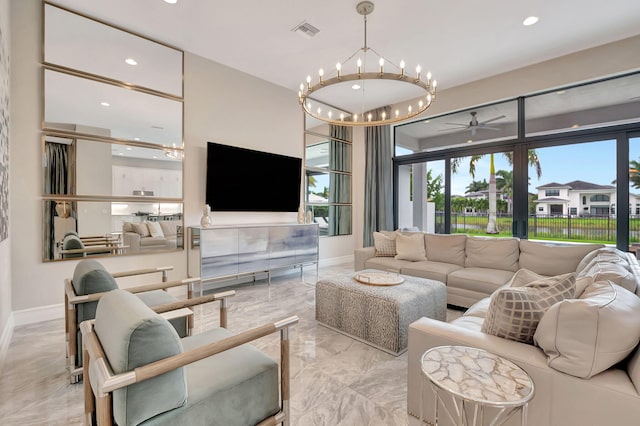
[0,262,460,426]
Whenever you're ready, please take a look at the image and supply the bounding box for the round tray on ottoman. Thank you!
[354,271,404,286]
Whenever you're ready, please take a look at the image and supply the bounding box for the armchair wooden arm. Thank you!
[65,273,232,384]
[111,265,173,282]
[81,315,299,426]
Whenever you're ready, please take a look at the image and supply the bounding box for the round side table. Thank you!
[420,345,534,426]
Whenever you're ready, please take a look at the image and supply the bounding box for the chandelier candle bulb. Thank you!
[368,113,372,122]
[379,57,384,73]
[395,109,400,117]
[340,113,345,121]
[336,62,341,78]
[354,114,358,122]
[357,58,362,74]
[400,60,405,75]
[319,68,324,83]
[306,75,311,90]
[416,65,421,80]
[427,72,432,86]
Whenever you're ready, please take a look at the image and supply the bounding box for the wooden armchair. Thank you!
[65,259,234,384]
[81,289,298,426]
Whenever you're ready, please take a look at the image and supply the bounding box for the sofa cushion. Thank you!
[364,256,413,273]
[159,220,179,237]
[465,237,519,272]
[463,297,492,319]
[94,289,186,426]
[158,328,280,425]
[534,280,640,378]
[576,247,629,274]
[373,231,397,257]
[147,221,165,238]
[518,240,603,276]
[447,267,515,295]
[628,346,640,394]
[481,271,576,344]
[576,249,639,293]
[122,221,135,233]
[400,260,463,283]
[132,222,151,237]
[395,233,426,262]
[140,236,169,247]
[424,233,466,267]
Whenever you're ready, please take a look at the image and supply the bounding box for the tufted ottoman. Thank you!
[315,269,446,355]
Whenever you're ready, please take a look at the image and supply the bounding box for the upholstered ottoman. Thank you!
[315,269,446,355]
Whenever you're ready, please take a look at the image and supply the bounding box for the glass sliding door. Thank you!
[528,139,616,244]
[397,160,445,233]
[629,135,640,249]
[450,151,513,236]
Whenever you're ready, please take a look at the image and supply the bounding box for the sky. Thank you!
[400,138,640,196]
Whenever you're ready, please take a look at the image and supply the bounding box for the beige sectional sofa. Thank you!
[354,231,640,424]
[122,220,180,252]
[354,231,605,307]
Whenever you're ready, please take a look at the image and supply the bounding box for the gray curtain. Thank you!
[329,125,352,236]
[363,108,393,246]
[44,141,71,259]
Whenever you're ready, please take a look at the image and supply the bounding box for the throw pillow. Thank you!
[395,233,426,262]
[534,280,640,379]
[481,271,576,344]
[518,240,603,276]
[147,221,165,238]
[132,222,151,237]
[373,231,396,257]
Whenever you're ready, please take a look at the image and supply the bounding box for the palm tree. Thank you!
[495,170,513,213]
[630,160,640,189]
[465,179,489,194]
[452,150,542,234]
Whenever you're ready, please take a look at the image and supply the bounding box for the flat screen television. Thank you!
[206,142,302,212]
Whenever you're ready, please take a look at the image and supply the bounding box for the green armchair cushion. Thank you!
[95,289,187,426]
[141,327,279,426]
[62,234,86,258]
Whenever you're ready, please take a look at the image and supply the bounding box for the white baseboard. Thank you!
[0,313,14,373]
[12,303,64,327]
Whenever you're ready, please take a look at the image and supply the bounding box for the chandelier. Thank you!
[298,1,437,127]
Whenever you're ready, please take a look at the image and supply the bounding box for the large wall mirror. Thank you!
[304,118,353,237]
[42,2,184,261]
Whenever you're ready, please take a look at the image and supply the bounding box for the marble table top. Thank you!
[421,345,534,407]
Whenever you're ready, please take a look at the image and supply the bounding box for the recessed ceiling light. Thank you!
[556,90,566,95]
[118,152,124,155]
[523,16,539,26]
[134,137,140,141]
[152,156,158,159]
[125,58,137,66]
[423,120,430,124]
[467,139,473,143]
[164,0,177,4]
[126,147,132,150]
[352,84,361,90]
[571,124,580,129]
[100,101,110,107]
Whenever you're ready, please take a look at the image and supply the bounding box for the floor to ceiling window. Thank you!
[526,139,616,244]
[393,71,640,248]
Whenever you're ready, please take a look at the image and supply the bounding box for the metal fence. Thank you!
[434,212,640,243]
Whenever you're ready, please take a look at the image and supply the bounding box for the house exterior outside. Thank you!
[534,180,640,216]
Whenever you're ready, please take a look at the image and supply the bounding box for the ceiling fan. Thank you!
[440,111,506,136]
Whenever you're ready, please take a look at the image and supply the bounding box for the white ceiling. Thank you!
[49,0,640,97]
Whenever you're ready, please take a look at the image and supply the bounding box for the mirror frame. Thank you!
[41,1,185,262]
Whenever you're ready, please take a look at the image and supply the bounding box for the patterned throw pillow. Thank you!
[481,270,576,344]
[373,231,396,257]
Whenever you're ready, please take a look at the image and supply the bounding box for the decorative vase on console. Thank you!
[55,201,71,218]
[297,206,305,224]
[201,204,211,227]
[305,210,313,224]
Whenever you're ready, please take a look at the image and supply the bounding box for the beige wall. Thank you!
[0,0,11,355]
[8,0,354,323]
[5,0,640,326]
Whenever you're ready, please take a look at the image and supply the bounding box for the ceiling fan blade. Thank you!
[443,122,468,127]
[481,126,501,131]
[479,115,506,124]
[439,127,467,132]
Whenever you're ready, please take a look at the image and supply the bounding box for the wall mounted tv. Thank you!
[206,142,302,212]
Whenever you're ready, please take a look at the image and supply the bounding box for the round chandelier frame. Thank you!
[298,1,437,127]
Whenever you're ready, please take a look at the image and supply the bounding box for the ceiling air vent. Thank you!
[292,21,320,38]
